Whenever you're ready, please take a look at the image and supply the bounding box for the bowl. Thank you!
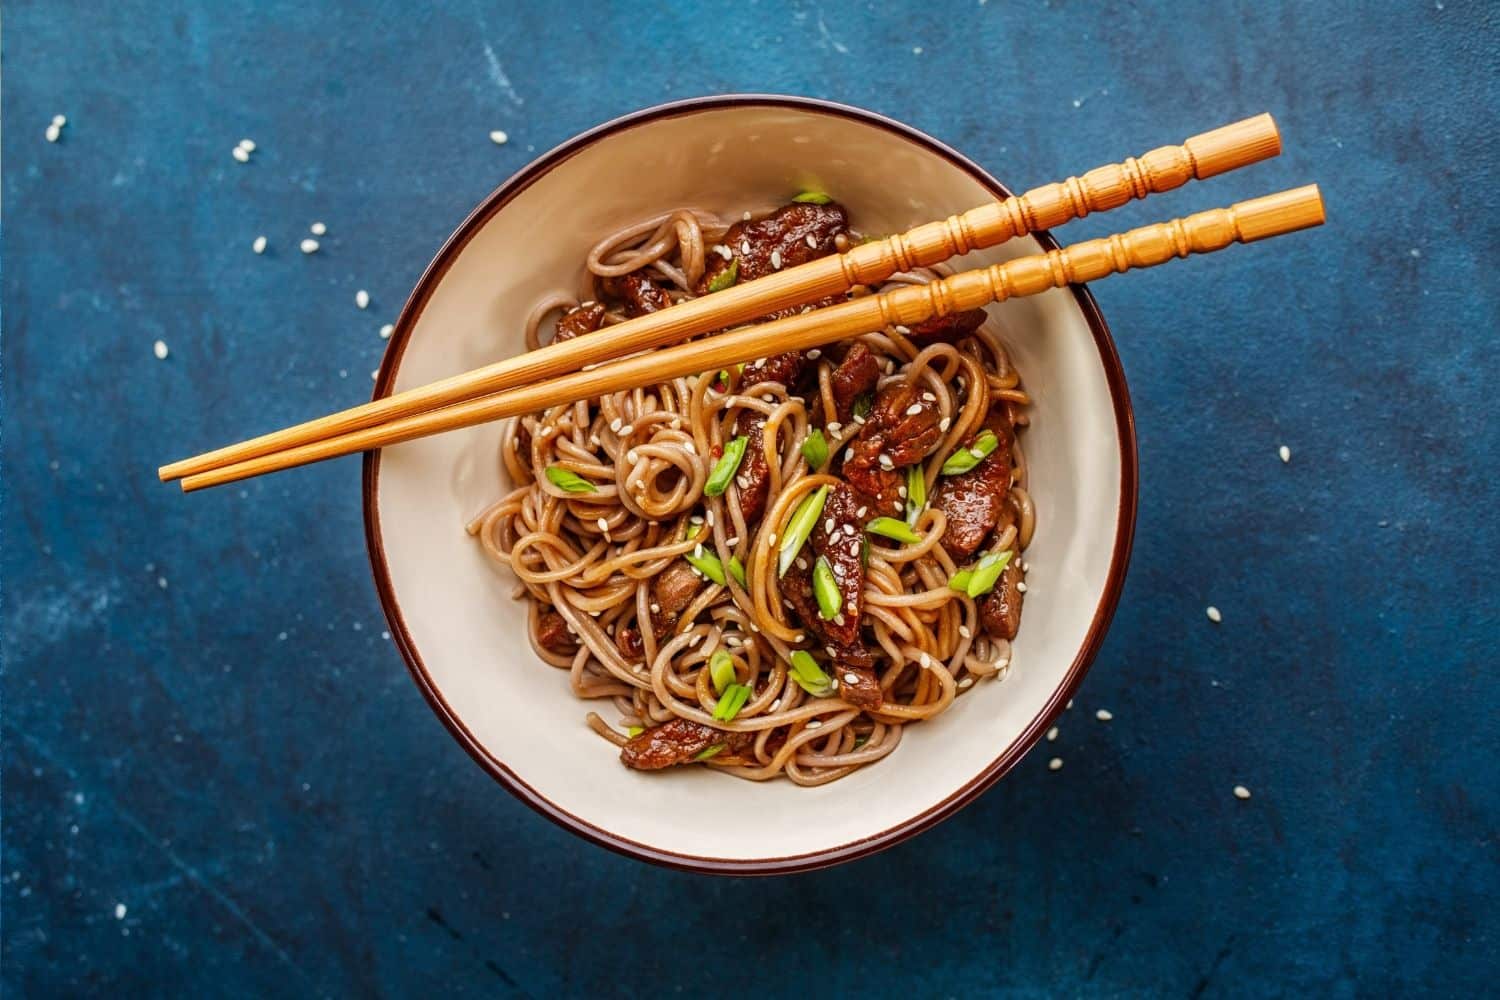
[365,95,1137,874]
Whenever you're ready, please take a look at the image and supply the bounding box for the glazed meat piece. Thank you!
[739,350,808,392]
[731,411,772,524]
[932,405,1017,558]
[553,301,606,342]
[536,610,578,655]
[829,343,881,422]
[621,718,755,770]
[842,381,943,516]
[615,560,702,659]
[903,308,987,345]
[697,201,850,294]
[978,560,1024,640]
[601,272,673,316]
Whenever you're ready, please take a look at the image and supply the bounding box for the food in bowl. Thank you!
[466,196,1035,785]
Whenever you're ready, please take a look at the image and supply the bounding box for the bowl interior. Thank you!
[369,101,1129,869]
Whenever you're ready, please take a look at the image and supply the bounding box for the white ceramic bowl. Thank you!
[366,96,1136,874]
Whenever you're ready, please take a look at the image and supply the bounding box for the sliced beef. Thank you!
[731,410,772,524]
[553,302,606,342]
[841,381,942,516]
[615,561,702,659]
[739,350,808,392]
[904,308,987,345]
[536,610,578,655]
[601,272,673,316]
[829,343,881,422]
[932,404,1018,559]
[620,718,755,770]
[696,201,850,294]
[514,421,533,464]
[978,560,1024,640]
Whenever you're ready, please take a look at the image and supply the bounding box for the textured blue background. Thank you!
[4,0,1496,995]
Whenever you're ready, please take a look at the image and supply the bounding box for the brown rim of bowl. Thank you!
[363,94,1138,876]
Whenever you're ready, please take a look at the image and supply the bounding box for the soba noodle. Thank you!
[466,202,1033,785]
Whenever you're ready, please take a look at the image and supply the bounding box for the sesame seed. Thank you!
[251,235,267,254]
[1206,606,1222,623]
[878,454,894,470]
[1048,757,1063,771]
[231,145,249,162]
[355,289,370,310]
[713,244,732,260]
[793,633,805,642]
[1233,785,1252,800]
[300,238,320,254]
[833,614,845,625]
[918,651,933,669]
[705,510,715,526]
[689,633,703,646]
[807,349,822,360]
[649,602,661,614]
[796,557,807,570]
[826,645,838,656]
[1016,582,1028,593]
[238,138,256,152]
[939,417,952,431]
[619,424,634,436]
[1046,726,1058,741]
[767,532,777,545]
[855,505,867,518]
[905,403,923,416]
[844,448,855,462]
[726,536,738,545]
[843,672,859,685]
[1279,445,1291,463]
[958,677,974,690]
[958,624,971,639]
[824,517,835,534]
[897,485,907,498]
[52,114,67,127]
[770,250,783,270]
[152,340,169,360]
[740,239,751,255]
[370,370,379,380]
[1066,699,1074,709]
[843,523,855,536]
[806,720,823,729]
[626,449,639,463]
[894,325,911,335]
[597,517,609,532]
[769,698,781,710]
[742,211,752,221]
[853,414,866,425]
[379,324,394,339]
[489,130,509,145]
[114,903,127,919]
[827,421,842,434]
[1095,709,1113,721]
[806,234,818,249]
[921,392,936,402]
[693,544,704,558]
[310,221,327,236]
[609,418,623,433]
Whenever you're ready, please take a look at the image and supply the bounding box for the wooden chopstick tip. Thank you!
[1186,113,1282,179]
[1234,184,1325,242]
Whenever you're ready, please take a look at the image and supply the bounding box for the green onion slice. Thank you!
[940,430,1000,476]
[706,258,739,292]
[965,550,1013,599]
[627,726,644,738]
[704,435,749,497]
[948,569,973,593]
[694,743,726,761]
[708,649,737,694]
[866,516,922,544]
[684,545,727,586]
[812,556,842,619]
[905,465,926,525]
[777,485,829,577]
[851,393,873,420]
[792,190,833,205]
[712,682,752,722]
[787,650,834,696]
[727,555,747,589]
[801,428,829,469]
[544,465,598,493]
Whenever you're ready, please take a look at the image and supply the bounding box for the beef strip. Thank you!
[536,610,578,656]
[615,560,702,659]
[553,301,606,342]
[903,308,987,345]
[932,405,1017,559]
[620,718,755,770]
[729,350,812,525]
[842,381,943,516]
[696,201,850,295]
[978,559,1024,640]
[600,272,674,316]
[829,343,881,423]
[739,350,808,392]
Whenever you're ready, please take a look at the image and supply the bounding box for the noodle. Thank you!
[466,200,1034,784]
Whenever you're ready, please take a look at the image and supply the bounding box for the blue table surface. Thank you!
[4,1,1496,995]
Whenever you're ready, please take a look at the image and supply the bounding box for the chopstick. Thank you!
[178,185,1324,492]
[159,114,1281,483]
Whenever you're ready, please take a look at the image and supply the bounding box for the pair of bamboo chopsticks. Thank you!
[161,113,1322,492]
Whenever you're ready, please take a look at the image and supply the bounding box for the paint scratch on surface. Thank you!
[481,42,524,106]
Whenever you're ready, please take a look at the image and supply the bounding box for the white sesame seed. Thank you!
[609,417,623,433]
[824,517,835,534]
[897,485,907,499]
[370,370,378,380]
[619,424,634,436]
[826,644,837,656]
[1095,709,1113,721]
[843,672,859,685]
[626,449,639,464]
[1206,606,1222,623]
[844,448,855,463]
[855,505,867,518]
[793,633,805,642]
[300,238,320,254]
[878,454,894,470]
[489,130,509,145]
[114,903,127,919]
[1067,699,1074,710]
[958,624,972,639]
[843,523,855,536]
[1233,785,1252,800]
[853,413,866,425]
[827,421,842,434]
[805,719,822,729]
[767,532,776,545]
[232,145,249,162]
[705,510,715,527]
[797,557,808,571]
[683,440,697,456]
[905,403,923,416]
[45,123,62,143]
[689,633,703,646]
[726,536,738,545]
[152,340,169,360]
[958,677,974,690]
[1046,726,1059,741]
[310,221,327,236]
[806,235,818,249]
[1279,445,1291,464]
[918,651,933,669]
[355,289,370,310]
[740,240,752,255]
[252,235,267,254]
[833,614,845,625]
[713,244,732,260]
[1048,757,1063,771]
[238,138,256,152]
[649,602,661,614]
[939,417,952,432]
[379,324,394,339]
[921,392,936,402]
[771,250,783,270]
[807,349,822,360]
[1016,582,1028,593]
[884,360,895,374]
[693,544,704,558]
[53,114,67,127]
[597,517,609,532]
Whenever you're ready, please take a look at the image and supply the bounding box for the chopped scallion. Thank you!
[684,546,727,586]
[801,428,829,469]
[777,485,829,577]
[905,465,927,525]
[940,430,1000,476]
[544,465,598,493]
[708,649,737,693]
[694,743,726,761]
[704,435,749,496]
[787,650,834,696]
[713,682,752,722]
[866,516,922,544]
[851,393,873,420]
[965,550,1013,599]
[812,556,841,619]
[792,190,833,204]
[948,569,973,592]
[727,554,747,588]
[706,258,739,292]
[627,726,644,738]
